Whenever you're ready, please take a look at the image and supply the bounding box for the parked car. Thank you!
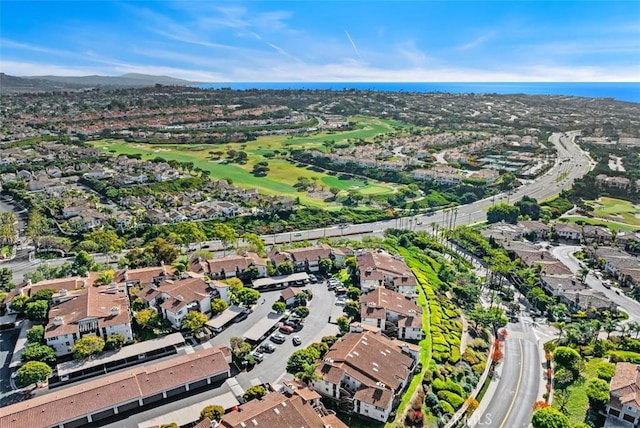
[292,336,302,346]
[270,333,286,344]
[250,351,264,362]
[258,342,276,353]
[279,324,295,334]
[284,318,302,329]
[308,274,318,283]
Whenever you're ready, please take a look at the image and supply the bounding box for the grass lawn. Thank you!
[585,197,640,226]
[553,357,603,425]
[92,117,401,207]
[559,216,640,232]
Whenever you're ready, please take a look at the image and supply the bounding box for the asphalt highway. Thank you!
[260,132,594,243]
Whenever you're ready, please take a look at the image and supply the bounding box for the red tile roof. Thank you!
[0,346,230,428]
[610,362,640,410]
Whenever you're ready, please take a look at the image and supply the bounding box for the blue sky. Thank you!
[1,1,639,81]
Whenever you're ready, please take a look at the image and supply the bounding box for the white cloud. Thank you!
[457,34,493,51]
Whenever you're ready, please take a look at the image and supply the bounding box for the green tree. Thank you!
[234,288,260,306]
[15,361,53,387]
[487,203,520,224]
[199,404,225,422]
[229,337,252,359]
[343,300,360,319]
[241,233,265,256]
[211,298,228,316]
[0,267,15,291]
[272,301,286,314]
[531,407,570,428]
[336,316,351,334]
[105,334,126,351]
[287,347,321,374]
[553,347,582,375]
[213,224,237,256]
[243,385,267,401]
[515,196,542,220]
[307,341,329,357]
[172,257,190,275]
[596,361,616,381]
[294,306,310,318]
[25,300,49,320]
[30,288,56,302]
[553,368,575,390]
[135,308,159,329]
[347,286,361,301]
[26,325,45,344]
[21,343,57,367]
[241,265,261,282]
[72,250,95,276]
[95,270,115,286]
[222,277,244,293]
[277,261,294,275]
[182,311,208,331]
[585,378,610,409]
[9,295,29,313]
[318,258,333,275]
[321,335,338,347]
[147,237,179,266]
[72,336,105,359]
[84,229,125,254]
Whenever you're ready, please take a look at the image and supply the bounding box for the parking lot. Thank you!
[204,276,340,389]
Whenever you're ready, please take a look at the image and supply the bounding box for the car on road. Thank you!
[258,342,276,353]
[292,336,302,346]
[270,333,286,344]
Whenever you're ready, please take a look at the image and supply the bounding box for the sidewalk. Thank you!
[466,359,502,427]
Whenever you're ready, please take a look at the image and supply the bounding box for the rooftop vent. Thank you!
[375,382,386,389]
[53,316,64,326]
[324,358,333,366]
[367,302,376,308]
[176,294,184,301]
[59,289,67,297]
[110,306,120,316]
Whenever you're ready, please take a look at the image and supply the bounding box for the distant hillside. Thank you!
[0,73,195,93]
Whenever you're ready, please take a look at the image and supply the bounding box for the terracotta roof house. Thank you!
[0,345,231,428]
[45,282,133,356]
[268,244,345,273]
[219,390,347,428]
[606,363,640,426]
[114,265,175,287]
[359,287,423,341]
[519,220,551,240]
[311,331,416,423]
[280,287,306,307]
[139,277,214,329]
[357,251,418,295]
[4,276,90,308]
[553,222,582,241]
[196,252,267,280]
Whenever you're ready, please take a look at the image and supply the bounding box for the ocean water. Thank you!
[198,82,640,103]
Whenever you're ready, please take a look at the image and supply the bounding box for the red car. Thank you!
[279,324,294,334]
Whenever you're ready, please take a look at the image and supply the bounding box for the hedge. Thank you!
[437,390,465,409]
[608,350,640,363]
[441,401,455,415]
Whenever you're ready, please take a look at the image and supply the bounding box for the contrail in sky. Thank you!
[344,30,361,58]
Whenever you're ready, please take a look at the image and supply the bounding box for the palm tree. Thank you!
[553,321,566,343]
[619,324,631,338]
[172,257,190,275]
[295,363,320,385]
[628,321,640,339]
[602,318,619,339]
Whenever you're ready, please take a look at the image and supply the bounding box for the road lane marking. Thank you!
[499,340,524,428]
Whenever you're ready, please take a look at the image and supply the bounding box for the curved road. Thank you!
[552,245,640,324]
[260,131,593,244]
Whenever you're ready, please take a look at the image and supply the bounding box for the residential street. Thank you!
[551,245,640,324]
